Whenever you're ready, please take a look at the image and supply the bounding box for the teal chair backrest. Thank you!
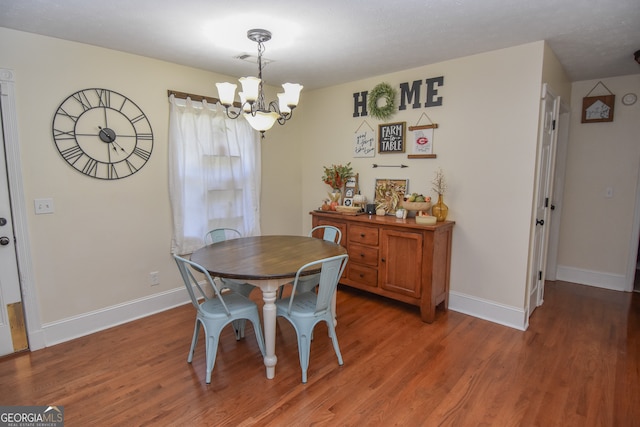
[286,254,349,315]
[205,228,242,245]
[173,255,231,316]
[309,225,342,245]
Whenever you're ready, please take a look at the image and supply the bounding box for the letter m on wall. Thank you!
[399,80,422,111]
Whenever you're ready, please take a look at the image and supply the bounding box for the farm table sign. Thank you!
[378,122,406,154]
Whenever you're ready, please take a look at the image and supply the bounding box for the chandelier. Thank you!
[216,29,303,136]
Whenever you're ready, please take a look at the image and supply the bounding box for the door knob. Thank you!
[0,218,6,226]
[0,236,10,246]
[536,219,544,226]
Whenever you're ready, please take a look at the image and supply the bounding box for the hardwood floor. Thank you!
[1,281,638,426]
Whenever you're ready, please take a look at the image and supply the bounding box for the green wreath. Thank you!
[368,82,397,120]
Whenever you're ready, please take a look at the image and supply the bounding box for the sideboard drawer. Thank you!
[348,243,378,267]
[347,263,378,288]
[349,225,379,246]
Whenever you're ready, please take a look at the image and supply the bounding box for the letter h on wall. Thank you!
[352,91,368,117]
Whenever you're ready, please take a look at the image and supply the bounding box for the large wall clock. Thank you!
[52,88,153,180]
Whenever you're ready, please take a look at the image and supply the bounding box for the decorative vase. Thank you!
[328,189,342,206]
[432,193,449,222]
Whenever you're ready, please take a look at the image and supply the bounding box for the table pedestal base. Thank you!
[247,278,288,379]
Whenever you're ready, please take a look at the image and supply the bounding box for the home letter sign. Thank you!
[353,76,444,117]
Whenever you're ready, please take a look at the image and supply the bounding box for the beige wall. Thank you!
[542,42,571,102]
[3,25,580,341]
[557,74,640,288]
[299,41,552,317]
[0,27,300,327]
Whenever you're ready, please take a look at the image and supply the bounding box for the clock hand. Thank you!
[111,141,126,153]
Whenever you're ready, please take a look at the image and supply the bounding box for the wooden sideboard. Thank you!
[311,211,454,323]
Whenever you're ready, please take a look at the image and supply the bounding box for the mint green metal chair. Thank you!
[277,225,342,299]
[204,228,257,339]
[204,227,242,245]
[174,255,265,384]
[309,225,341,246]
[275,254,349,383]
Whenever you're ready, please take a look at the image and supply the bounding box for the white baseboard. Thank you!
[41,287,190,347]
[556,265,627,291]
[448,291,527,331]
[38,285,532,347]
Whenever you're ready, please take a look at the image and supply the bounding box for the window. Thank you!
[168,96,261,254]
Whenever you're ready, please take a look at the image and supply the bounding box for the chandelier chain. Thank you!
[256,41,266,112]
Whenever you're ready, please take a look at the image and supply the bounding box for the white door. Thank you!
[0,81,27,356]
[528,84,560,318]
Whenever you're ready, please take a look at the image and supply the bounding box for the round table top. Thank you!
[190,235,347,280]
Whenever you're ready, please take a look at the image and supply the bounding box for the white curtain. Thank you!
[168,95,261,255]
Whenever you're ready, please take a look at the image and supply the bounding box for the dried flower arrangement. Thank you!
[322,162,354,190]
[432,167,447,195]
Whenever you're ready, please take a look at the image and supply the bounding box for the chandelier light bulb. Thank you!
[215,82,237,107]
[282,83,303,107]
[239,77,260,102]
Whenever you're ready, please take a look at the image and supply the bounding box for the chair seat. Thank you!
[275,292,319,317]
[200,292,261,319]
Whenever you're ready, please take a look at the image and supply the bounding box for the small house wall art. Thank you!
[581,81,615,123]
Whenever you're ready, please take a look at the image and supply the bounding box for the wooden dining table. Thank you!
[190,235,347,379]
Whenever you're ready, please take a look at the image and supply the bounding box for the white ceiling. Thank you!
[1,0,639,90]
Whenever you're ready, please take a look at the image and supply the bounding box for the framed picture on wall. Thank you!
[581,95,615,123]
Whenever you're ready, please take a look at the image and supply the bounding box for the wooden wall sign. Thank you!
[378,122,406,154]
[581,95,615,123]
[581,81,615,123]
[408,123,438,159]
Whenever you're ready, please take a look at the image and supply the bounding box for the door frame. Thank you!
[1,68,44,350]
[544,101,570,281]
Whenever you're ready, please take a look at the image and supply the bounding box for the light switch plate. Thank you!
[34,198,54,214]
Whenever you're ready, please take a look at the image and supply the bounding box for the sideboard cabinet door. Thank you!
[379,229,423,298]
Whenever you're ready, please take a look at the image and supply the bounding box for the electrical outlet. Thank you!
[150,271,160,286]
[34,198,54,214]
[605,187,614,198]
